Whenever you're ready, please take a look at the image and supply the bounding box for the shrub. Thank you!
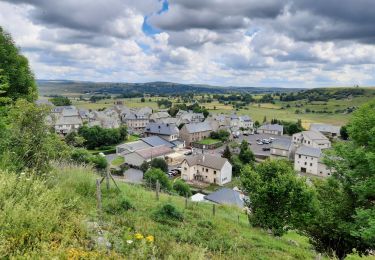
[144,168,172,191]
[152,203,184,224]
[104,196,134,214]
[173,180,192,197]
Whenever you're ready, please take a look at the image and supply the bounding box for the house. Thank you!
[137,107,153,118]
[141,136,175,149]
[177,111,205,124]
[54,115,83,135]
[309,123,341,138]
[270,139,294,160]
[257,124,283,135]
[239,115,253,129]
[149,111,170,122]
[294,145,331,177]
[292,131,331,149]
[124,145,174,168]
[144,122,179,142]
[204,188,245,208]
[179,122,213,146]
[122,112,149,132]
[116,140,152,155]
[181,154,232,185]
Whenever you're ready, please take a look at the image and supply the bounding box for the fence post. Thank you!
[212,204,216,216]
[156,180,160,201]
[96,179,102,218]
[106,168,110,190]
[185,195,188,209]
[238,215,240,224]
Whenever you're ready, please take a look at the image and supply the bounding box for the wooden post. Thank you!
[96,179,102,217]
[185,195,188,209]
[156,180,160,201]
[106,168,110,190]
[238,215,240,224]
[212,204,216,216]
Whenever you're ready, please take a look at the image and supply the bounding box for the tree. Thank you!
[0,100,70,174]
[70,148,108,169]
[263,116,267,123]
[140,97,145,102]
[144,168,172,191]
[150,158,168,173]
[77,125,127,149]
[140,161,150,173]
[210,129,230,142]
[230,155,244,177]
[222,145,232,160]
[254,120,260,128]
[173,180,192,197]
[49,96,72,106]
[303,100,375,258]
[65,131,85,147]
[239,140,255,165]
[340,125,349,140]
[0,27,37,102]
[241,160,316,236]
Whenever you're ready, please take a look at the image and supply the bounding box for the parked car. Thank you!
[184,151,192,156]
[262,147,271,151]
[269,137,275,140]
[257,141,263,145]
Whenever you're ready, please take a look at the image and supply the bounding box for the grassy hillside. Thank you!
[1,164,328,259]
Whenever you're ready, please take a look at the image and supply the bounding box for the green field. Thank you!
[197,138,221,145]
[61,88,375,127]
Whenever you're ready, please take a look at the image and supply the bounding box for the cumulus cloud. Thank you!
[0,0,374,87]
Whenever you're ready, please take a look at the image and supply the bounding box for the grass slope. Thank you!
[1,164,326,259]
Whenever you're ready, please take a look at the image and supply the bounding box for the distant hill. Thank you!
[37,80,304,96]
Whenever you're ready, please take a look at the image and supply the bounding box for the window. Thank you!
[299,155,301,158]
[206,169,208,172]
[308,141,310,144]
[310,163,312,166]
[184,167,187,171]
[304,162,307,165]
[214,171,216,174]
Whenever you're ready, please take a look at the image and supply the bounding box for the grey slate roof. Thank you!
[204,188,244,208]
[301,131,330,144]
[144,122,179,136]
[141,136,175,148]
[184,122,213,133]
[117,140,151,153]
[240,115,252,122]
[136,145,173,160]
[271,139,292,150]
[55,116,83,125]
[184,154,228,170]
[296,145,322,158]
[259,124,283,132]
[310,123,340,134]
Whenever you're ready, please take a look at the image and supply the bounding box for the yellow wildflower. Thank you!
[134,233,144,240]
[145,235,154,243]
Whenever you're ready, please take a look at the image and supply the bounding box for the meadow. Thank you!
[0,164,327,259]
[69,90,375,127]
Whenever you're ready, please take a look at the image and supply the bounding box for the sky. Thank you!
[0,0,375,88]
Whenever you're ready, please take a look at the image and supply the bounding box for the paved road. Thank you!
[192,133,292,158]
[123,168,143,184]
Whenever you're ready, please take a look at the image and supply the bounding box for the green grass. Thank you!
[111,156,125,167]
[198,138,221,145]
[126,134,140,143]
[0,164,326,259]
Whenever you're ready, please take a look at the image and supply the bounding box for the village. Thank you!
[40,98,342,209]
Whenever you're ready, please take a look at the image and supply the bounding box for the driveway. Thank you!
[239,133,292,157]
[123,168,143,184]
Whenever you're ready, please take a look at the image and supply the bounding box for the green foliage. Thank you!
[65,131,86,147]
[241,160,316,236]
[305,99,375,258]
[271,118,304,135]
[104,194,134,214]
[70,148,108,169]
[49,96,72,106]
[340,125,349,140]
[0,27,37,102]
[77,125,127,149]
[222,145,232,160]
[152,203,184,224]
[238,140,255,165]
[230,155,244,177]
[144,168,172,191]
[210,129,230,142]
[140,160,150,173]
[0,100,70,174]
[150,158,168,173]
[173,180,192,197]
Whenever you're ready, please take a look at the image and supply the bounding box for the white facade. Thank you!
[294,148,331,177]
[292,131,331,149]
[181,160,232,186]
